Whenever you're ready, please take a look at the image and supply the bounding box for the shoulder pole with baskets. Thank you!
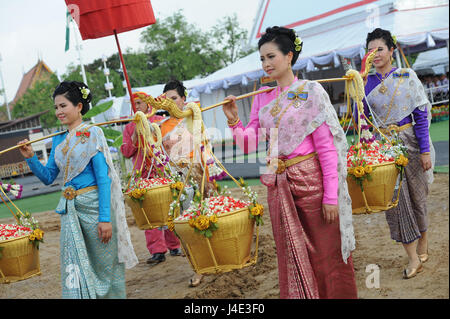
[139,95,262,275]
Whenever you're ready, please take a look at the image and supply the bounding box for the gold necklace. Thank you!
[270,86,289,117]
[374,70,392,94]
[61,123,86,155]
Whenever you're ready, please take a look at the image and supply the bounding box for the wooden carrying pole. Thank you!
[0,76,352,156]
[0,117,139,156]
[200,76,350,112]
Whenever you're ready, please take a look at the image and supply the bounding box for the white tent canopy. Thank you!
[413,47,449,74]
[189,1,449,97]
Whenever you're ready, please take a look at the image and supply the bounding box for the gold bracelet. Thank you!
[227,117,240,127]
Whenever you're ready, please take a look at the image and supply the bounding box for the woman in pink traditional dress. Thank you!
[222,26,357,299]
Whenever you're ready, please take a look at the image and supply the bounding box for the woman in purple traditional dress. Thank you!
[363,28,435,279]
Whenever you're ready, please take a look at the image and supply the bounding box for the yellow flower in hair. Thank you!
[392,35,397,45]
[80,87,90,100]
[294,36,302,45]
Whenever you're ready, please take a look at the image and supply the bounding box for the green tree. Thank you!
[12,74,61,128]
[139,10,224,84]
[63,62,125,106]
[210,14,256,65]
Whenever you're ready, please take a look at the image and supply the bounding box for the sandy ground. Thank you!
[0,174,448,299]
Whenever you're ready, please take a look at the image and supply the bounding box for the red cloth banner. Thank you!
[65,0,156,40]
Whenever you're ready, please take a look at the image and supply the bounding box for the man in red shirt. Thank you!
[120,91,182,264]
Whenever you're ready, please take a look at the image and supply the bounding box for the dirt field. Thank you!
[1,174,448,299]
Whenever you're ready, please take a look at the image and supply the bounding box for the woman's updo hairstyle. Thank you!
[52,81,92,115]
[163,79,187,98]
[258,26,302,66]
[366,28,397,50]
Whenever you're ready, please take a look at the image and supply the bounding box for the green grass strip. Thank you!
[434,165,449,174]
[0,191,61,220]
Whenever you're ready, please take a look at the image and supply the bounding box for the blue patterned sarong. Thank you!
[57,187,126,299]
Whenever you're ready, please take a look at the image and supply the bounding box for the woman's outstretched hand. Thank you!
[17,139,34,159]
[222,95,239,123]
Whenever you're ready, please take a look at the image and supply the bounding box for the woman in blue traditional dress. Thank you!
[18,81,138,298]
[363,29,435,279]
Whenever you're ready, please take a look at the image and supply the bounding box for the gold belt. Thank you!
[63,186,98,200]
[379,123,412,135]
[268,152,317,174]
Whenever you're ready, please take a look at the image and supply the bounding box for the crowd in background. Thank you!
[419,72,449,105]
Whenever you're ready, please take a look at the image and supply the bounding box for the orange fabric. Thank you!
[160,118,195,159]
[160,118,183,138]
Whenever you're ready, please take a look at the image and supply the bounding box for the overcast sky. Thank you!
[0,0,261,104]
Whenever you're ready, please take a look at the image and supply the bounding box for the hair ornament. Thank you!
[184,89,188,97]
[80,87,90,100]
[294,35,303,52]
[392,35,397,45]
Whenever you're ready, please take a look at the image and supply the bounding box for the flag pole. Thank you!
[69,15,94,122]
[114,30,136,114]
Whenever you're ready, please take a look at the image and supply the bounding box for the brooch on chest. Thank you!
[269,88,308,117]
[76,129,91,144]
[287,91,308,108]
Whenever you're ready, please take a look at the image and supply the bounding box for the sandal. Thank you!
[403,262,424,279]
[189,275,203,287]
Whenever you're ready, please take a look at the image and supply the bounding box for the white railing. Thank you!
[424,84,449,105]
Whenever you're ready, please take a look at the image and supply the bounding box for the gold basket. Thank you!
[0,235,41,284]
[347,162,400,214]
[174,207,258,275]
[125,184,173,230]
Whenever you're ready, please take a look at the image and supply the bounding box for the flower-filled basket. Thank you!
[0,209,44,284]
[123,111,176,230]
[125,177,174,230]
[0,227,41,284]
[131,96,263,274]
[173,193,261,275]
[346,116,408,214]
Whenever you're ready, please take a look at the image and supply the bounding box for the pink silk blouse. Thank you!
[229,80,338,205]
